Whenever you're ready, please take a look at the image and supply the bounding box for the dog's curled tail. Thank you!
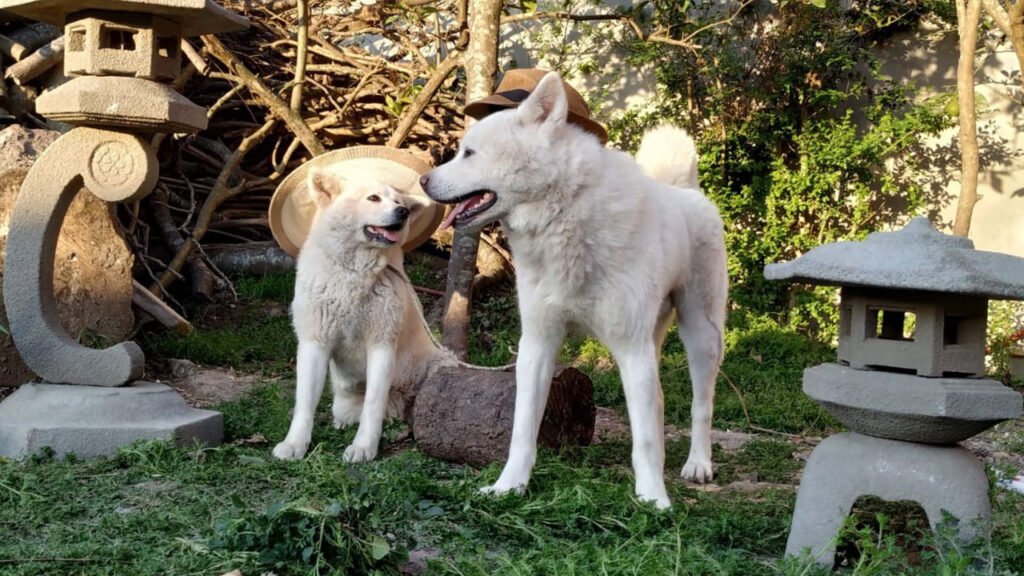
[635,125,699,190]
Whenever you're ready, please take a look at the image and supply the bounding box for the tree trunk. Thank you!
[981,0,1024,91]
[441,0,502,359]
[412,365,595,465]
[953,0,983,237]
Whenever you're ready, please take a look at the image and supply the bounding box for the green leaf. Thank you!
[369,536,390,560]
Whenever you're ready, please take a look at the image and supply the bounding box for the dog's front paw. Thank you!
[343,443,377,463]
[273,441,308,460]
[635,478,672,510]
[681,459,714,483]
[479,481,526,497]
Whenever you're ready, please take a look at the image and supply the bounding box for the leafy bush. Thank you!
[595,0,953,338]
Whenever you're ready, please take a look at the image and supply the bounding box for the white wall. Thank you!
[877,21,1024,257]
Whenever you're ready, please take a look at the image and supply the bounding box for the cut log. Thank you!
[412,365,595,466]
[6,36,64,86]
[132,280,192,336]
[205,241,296,276]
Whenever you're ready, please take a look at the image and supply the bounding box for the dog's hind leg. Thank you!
[273,340,330,460]
[344,345,395,463]
[330,359,362,429]
[675,262,727,483]
[611,339,671,509]
[482,315,566,497]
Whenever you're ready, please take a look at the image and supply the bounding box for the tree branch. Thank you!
[202,34,325,157]
[386,51,462,148]
[153,119,280,291]
[289,0,309,112]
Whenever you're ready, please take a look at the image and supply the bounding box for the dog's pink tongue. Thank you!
[439,200,471,231]
[380,228,399,243]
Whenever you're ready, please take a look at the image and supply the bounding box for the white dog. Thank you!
[273,168,454,463]
[420,72,728,509]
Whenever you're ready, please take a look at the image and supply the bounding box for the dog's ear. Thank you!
[517,72,568,129]
[308,167,345,209]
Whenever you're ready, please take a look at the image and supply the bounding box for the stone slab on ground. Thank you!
[0,381,222,458]
[804,363,1023,444]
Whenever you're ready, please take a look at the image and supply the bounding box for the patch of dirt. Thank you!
[690,479,797,493]
[963,417,1024,471]
[593,406,761,453]
[148,358,269,408]
[400,547,441,575]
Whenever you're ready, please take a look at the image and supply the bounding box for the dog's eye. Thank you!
[463,148,474,158]
[367,195,381,203]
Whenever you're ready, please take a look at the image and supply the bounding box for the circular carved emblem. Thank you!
[89,141,135,188]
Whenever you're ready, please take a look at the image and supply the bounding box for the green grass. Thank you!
[1,384,1021,575]
[140,272,297,375]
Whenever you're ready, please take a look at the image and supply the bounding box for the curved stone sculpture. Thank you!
[3,127,158,386]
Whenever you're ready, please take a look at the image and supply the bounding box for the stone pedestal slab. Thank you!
[785,433,990,564]
[805,363,1023,444]
[0,381,222,459]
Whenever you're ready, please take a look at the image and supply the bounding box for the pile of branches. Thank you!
[0,1,516,313]
[132,0,470,302]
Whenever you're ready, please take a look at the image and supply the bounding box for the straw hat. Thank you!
[268,146,444,257]
[463,68,608,144]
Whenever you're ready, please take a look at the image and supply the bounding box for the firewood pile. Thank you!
[0,0,469,302]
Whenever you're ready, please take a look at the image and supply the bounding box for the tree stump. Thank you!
[0,125,134,387]
[412,365,595,466]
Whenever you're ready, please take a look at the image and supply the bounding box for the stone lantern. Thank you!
[0,0,248,458]
[764,217,1024,564]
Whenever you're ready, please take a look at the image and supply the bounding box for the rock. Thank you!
[412,365,595,466]
[0,125,134,387]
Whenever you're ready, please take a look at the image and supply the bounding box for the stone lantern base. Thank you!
[785,433,990,562]
[0,381,222,459]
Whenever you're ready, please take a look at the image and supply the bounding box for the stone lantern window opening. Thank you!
[868,307,916,341]
[68,26,86,51]
[156,35,178,59]
[101,25,137,51]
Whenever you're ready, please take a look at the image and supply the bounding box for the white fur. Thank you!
[422,72,728,509]
[273,169,454,463]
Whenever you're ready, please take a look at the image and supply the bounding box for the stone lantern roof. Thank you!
[0,0,248,36]
[764,217,1024,300]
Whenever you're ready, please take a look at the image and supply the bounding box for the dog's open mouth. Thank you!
[364,223,403,245]
[439,191,496,230]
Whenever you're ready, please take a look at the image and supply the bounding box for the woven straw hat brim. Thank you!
[268,146,443,257]
[463,94,608,144]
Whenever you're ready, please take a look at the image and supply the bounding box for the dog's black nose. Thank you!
[419,174,430,189]
[395,206,410,220]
